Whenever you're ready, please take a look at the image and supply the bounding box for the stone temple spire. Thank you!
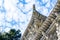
[21,4,47,40]
[33,4,36,12]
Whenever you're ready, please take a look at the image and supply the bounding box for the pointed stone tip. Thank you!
[33,4,35,10]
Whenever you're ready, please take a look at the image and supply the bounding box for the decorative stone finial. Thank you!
[33,4,35,11]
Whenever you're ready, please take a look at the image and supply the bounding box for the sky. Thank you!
[0,0,57,35]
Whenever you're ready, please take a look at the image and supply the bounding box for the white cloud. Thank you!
[17,3,24,8]
[4,0,17,12]
[0,0,3,6]
[45,2,50,8]
[5,13,12,22]
[4,0,23,22]
[0,22,3,26]
[4,0,11,11]
[9,0,18,4]
[20,13,27,22]
[4,27,11,32]
[26,0,35,4]
[12,25,19,29]
[36,5,49,16]
[42,8,49,16]
[12,13,19,22]
[18,1,33,13]
[42,0,48,3]
[24,3,32,11]
[5,22,12,28]
[35,0,57,16]
[25,0,31,3]
[0,13,4,21]
[0,27,3,32]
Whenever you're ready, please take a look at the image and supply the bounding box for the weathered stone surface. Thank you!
[21,0,60,40]
[21,4,47,40]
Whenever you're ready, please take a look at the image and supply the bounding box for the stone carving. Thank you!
[21,5,47,40]
[21,0,60,40]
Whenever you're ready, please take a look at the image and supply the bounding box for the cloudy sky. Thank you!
[0,0,57,35]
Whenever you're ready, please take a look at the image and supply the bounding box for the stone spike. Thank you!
[33,4,35,11]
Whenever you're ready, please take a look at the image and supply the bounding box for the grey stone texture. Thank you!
[21,0,60,40]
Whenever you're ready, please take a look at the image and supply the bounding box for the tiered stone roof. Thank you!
[21,0,60,40]
[21,4,46,40]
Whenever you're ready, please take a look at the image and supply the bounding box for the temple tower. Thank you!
[21,0,60,40]
[21,4,46,40]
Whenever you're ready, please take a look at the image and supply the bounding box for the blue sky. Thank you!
[0,0,57,35]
